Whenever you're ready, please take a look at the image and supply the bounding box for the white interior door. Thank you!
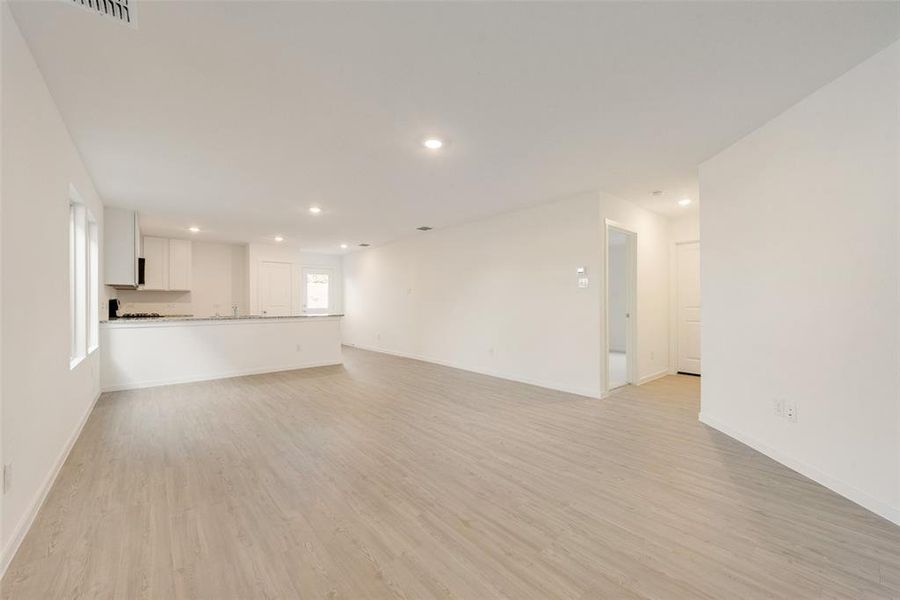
[302,267,333,314]
[260,261,292,316]
[677,242,701,374]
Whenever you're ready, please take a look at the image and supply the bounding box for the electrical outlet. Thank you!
[784,400,798,423]
[296,344,302,352]
[774,398,797,423]
[3,463,11,494]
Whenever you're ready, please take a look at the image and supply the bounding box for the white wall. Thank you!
[1,4,105,572]
[0,0,5,554]
[192,241,247,316]
[116,240,248,317]
[669,213,700,245]
[247,244,342,315]
[700,41,900,525]
[342,191,670,397]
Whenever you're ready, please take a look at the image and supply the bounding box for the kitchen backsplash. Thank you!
[115,290,245,317]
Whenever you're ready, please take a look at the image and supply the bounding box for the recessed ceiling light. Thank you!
[309,206,322,214]
[188,226,200,233]
[340,243,348,249]
[423,138,443,150]
[678,198,692,206]
[274,236,284,242]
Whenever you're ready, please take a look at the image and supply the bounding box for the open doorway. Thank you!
[605,221,637,393]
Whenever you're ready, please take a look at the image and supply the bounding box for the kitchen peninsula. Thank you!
[100,314,343,391]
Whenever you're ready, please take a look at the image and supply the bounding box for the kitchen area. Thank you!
[101,208,344,391]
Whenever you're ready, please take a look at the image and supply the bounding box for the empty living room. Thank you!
[2,1,900,598]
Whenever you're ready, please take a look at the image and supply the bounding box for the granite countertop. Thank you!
[102,313,344,324]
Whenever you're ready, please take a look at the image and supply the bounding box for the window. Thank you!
[69,185,98,368]
[69,203,86,367]
[302,268,332,313]
[88,221,99,352]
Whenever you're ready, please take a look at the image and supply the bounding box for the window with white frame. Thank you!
[88,220,99,351]
[302,267,333,313]
[69,186,98,368]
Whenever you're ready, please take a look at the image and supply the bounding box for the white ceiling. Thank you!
[10,1,900,253]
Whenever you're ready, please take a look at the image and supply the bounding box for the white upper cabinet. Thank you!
[141,236,192,291]
[168,239,192,291]
[142,236,169,290]
[104,207,141,288]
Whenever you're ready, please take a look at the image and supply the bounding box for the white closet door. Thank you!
[677,242,701,374]
[259,261,293,316]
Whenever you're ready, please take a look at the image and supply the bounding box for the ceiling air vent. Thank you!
[358,243,371,247]
[68,0,135,26]
[416,226,433,231]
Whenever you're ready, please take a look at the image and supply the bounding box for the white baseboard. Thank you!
[0,389,102,579]
[699,412,900,527]
[637,368,670,386]
[345,343,601,399]
[101,359,343,392]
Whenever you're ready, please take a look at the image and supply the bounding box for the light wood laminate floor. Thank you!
[3,347,900,599]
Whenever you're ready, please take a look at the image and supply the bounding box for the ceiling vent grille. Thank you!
[68,0,135,26]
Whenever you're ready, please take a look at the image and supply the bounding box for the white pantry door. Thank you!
[677,242,701,374]
[259,261,293,316]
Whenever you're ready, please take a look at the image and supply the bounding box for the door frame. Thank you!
[603,219,638,396]
[300,266,336,314]
[674,240,701,375]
